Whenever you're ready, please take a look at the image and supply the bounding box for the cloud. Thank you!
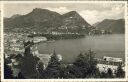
[78,4,125,25]
[45,4,124,25]
[45,7,71,14]
[79,10,99,25]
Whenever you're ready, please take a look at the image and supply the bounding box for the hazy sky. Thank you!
[3,2,125,24]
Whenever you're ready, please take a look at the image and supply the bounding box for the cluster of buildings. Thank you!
[89,29,112,35]
[4,33,26,55]
[4,32,47,56]
[50,31,80,35]
[97,56,124,73]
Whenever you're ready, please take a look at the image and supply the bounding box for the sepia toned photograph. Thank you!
[1,1,127,80]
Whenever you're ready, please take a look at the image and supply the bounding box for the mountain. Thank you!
[10,14,21,19]
[4,8,92,34]
[62,11,91,28]
[59,11,92,34]
[92,22,100,27]
[4,8,62,32]
[95,19,125,34]
[5,8,62,32]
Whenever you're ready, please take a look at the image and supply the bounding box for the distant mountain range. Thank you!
[4,8,92,34]
[93,19,125,34]
[4,8,125,34]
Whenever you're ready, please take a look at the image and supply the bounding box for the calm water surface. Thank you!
[37,34,125,63]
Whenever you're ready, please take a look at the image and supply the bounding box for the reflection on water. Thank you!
[37,34,125,63]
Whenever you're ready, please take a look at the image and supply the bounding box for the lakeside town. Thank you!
[4,31,125,79]
[4,29,112,55]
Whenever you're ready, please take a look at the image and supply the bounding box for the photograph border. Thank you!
[0,1,128,82]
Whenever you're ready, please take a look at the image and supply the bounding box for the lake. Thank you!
[37,34,125,63]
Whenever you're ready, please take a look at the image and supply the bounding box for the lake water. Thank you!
[37,34,125,63]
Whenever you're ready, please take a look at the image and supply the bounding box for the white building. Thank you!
[103,56,123,63]
[97,64,118,73]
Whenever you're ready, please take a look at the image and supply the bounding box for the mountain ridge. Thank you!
[4,8,92,34]
[94,19,125,34]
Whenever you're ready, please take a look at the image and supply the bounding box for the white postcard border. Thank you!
[0,1,128,82]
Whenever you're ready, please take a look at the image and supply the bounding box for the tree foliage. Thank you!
[17,72,25,79]
[37,62,44,78]
[44,50,61,78]
[4,63,13,79]
[71,49,99,78]
[20,41,39,78]
[115,64,125,78]
[107,68,113,78]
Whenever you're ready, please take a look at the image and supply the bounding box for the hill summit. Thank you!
[94,19,125,34]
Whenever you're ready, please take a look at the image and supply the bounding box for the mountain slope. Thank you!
[62,11,91,28]
[95,19,125,34]
[4,8,62,32]
[60,11,92,34]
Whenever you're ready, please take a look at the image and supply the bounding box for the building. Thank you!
[97,64,118,73]
[103,56,123,63]
[97,56,124,74]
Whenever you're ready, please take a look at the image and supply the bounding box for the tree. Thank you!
[66,64,79,78]
[73,53,87,78]
[115,64,125,78]
[107,68,113,78]
[20,42,39,78]
[45,50,61,78]
[4,54,14,79]
[72,50,99,78]
[84,50,98,77]
[37,62,44,78]
[100,72,108,78]
[17,72,25,79]
[4,63,13,79]
[100,68,113,78]
[58,64,68,78]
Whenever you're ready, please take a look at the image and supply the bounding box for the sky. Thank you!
[3,2,125,25]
